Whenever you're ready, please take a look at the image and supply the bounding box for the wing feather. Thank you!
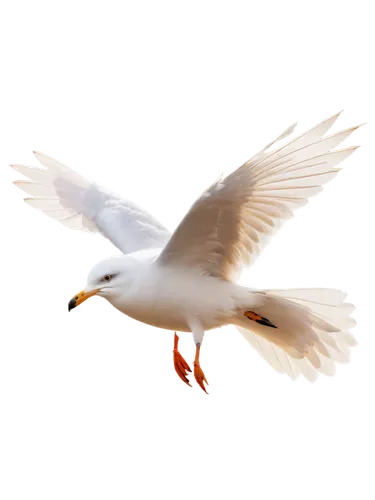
[158,112,360,280]
[12,152,170,254]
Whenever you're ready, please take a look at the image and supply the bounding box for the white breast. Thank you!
[109,261,241,332]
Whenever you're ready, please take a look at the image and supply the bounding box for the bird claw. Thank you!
[173,333,208,393]
[193,362,209,394]
[171,347,194,390]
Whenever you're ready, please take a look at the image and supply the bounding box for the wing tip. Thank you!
[324,107,345,125]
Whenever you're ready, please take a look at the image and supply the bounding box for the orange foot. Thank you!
[193,344,212,398]
[173,333,192,387]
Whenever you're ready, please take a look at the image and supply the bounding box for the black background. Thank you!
[0,100,374,409]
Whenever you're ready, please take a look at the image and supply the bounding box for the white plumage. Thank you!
[236,288,356,382]
[13,152,170,251]
[159,112,359,280]
[11,111,359,389]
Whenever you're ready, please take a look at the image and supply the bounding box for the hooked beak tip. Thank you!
[68,298,77,312]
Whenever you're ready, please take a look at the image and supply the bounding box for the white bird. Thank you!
[11,112,359,392]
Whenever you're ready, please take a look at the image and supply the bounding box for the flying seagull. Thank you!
[11,112,359,393]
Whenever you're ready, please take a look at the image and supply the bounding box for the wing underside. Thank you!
[12,152,170,254]
[158,112,360,280]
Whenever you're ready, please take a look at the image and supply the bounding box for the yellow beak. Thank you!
[68,289,99,311]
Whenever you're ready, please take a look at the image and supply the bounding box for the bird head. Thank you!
[68,255,132,311]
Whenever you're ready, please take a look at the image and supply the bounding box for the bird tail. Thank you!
[235,288,356,382]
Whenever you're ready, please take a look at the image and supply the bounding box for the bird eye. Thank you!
[103,274,112,282]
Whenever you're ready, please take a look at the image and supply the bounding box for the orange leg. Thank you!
[173,333,192,387]
[193,343,209,394]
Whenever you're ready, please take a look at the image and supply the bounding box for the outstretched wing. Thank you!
[158,112,360,280]
[12,152,170,254]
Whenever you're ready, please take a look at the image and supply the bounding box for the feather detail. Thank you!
[236,288,356,382]
[158,113,361,280]
[12,152,170,253]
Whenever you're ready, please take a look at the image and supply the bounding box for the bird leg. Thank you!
[173,333,192,387]
[193,343,209,394]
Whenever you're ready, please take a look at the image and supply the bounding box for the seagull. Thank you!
[11,112,359,393]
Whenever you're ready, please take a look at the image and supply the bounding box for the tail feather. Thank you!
[236,288,356,382]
